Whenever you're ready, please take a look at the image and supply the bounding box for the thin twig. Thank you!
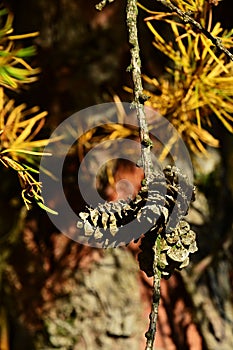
[154,0,233,62]
[126,1,161,349]
[145,237,162,350]
[95,0,115,11]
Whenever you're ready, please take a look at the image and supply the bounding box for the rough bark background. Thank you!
[1,0,233,349]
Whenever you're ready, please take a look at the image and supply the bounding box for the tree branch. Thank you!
[126,1,161,349]
[145,236,161,350]
[126,0,154,179]
[155,0,233,62]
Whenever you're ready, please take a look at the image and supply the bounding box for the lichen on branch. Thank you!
[95,0,115,11]
[126,0,153,180]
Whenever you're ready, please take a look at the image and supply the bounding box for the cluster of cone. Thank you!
[77,165,197,277]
